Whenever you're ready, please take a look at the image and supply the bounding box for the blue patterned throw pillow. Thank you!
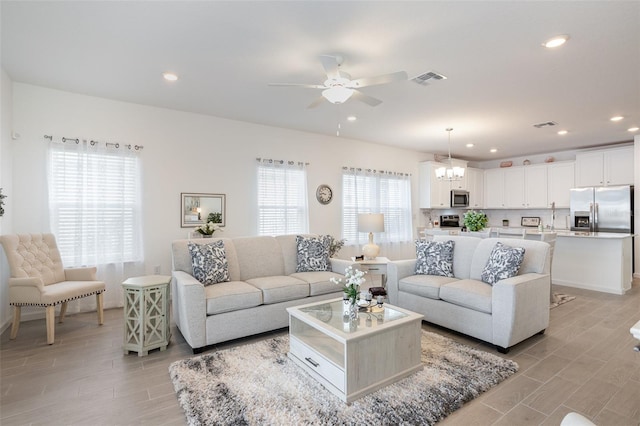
[481,242,525,285]
[187,240,230,286]
[295,235,331,272]
[415,240,455,277]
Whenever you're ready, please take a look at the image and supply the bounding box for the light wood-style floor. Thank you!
[1,283,639,426]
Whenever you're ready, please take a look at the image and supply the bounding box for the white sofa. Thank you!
[171,234,351,352]
[387,235,551,353]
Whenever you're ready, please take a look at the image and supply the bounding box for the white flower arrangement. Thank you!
[196,221,222,236]
[331,266,367,303]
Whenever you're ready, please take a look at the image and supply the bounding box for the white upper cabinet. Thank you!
[484,168,505,208]
[484,164,549,209]
[418,161,451,209]
[575,146,634,187]
[547,162,575,208]
[466,168,484,209]
[523,165,549,208]
[503,165,548,208]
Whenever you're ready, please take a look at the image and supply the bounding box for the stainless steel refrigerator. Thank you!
[570,185,633,233]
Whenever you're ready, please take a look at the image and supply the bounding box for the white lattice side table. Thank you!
[122,275,171,356]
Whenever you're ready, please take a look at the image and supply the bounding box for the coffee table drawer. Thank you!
[290,336,345,392]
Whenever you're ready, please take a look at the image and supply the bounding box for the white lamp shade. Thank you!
[358,213,385,233]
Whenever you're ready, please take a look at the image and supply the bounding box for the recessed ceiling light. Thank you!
[163,72,178,81]
[347,116,357,122]
[490,148,498,153]
[543,35,569,48]
[557,130,568,135]
[628,127,639,132]
[610,116,624,121]
[466,143,474,148]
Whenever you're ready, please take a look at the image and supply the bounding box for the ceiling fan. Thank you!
[269,55,408,108]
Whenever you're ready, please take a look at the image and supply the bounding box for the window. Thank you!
[342,167,412,244]
[257,159,309,235]
[47,141,143,267]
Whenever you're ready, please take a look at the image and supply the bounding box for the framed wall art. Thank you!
[181,193,226,228]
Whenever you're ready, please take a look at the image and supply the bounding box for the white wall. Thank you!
[1,68,14,332]
[9,83,431,286]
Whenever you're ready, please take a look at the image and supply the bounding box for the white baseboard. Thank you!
[552,279,627,295]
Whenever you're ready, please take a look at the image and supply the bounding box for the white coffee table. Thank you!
[287,298,423,403]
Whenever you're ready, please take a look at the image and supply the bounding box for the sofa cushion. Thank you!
[187,240,230,286]
[295,235,331,272]
[205,281,263,315]
[290,271,344,296]
[433,235,482,279]
[233,236,286,280]
[439,279,493,314]
[246,275,309,304]
[481,242,525,285]
[399,275,459,300]
[415,240,455,277]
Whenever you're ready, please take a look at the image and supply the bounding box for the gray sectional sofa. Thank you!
[171,234,351,352]
[387,235,551,353]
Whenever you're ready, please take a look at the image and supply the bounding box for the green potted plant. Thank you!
[463,210,488,232]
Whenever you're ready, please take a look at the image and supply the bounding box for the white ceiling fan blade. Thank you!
[319,55,341,80]
[307,96,326,109]
[268,83,326,89]
[351,90,382,107]
[349,71,408,88]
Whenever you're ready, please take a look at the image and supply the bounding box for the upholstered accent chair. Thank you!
[0,233,105,344]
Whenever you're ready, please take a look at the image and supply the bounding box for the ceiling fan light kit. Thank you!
[322,86,354,104]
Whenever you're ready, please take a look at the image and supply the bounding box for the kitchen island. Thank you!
[552,231,633,295]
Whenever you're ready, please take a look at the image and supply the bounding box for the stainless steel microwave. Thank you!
[450,190,470,208]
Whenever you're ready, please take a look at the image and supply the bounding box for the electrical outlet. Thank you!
[153,265,161,274]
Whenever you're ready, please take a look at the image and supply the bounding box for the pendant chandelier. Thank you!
[435,128,465,181]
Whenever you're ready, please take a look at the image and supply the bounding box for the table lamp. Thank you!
[358,213,385,260]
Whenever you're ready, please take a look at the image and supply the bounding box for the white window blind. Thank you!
[257,159,309,235]
[342,167,413,244]
[47,141,143,267]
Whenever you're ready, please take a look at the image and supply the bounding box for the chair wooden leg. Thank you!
[46,306,55,345]
[10,306,21,339]
[96,292,104,325]
[58,301,68,323]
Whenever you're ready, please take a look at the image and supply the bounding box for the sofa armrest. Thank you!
[172,270,207,350]
[65,267,97,281]
[386,260,417,304]
[492,272,550,348]
[329,258,356,275]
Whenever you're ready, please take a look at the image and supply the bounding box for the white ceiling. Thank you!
[2,1,639,161]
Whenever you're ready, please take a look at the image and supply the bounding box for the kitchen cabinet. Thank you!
[547,161,575,208]
[575,146,634,187]
[484,168,505,208]
[503,165,547,208]
[466,167,484,209]
[419,161,451,208]
[485,164,547,209]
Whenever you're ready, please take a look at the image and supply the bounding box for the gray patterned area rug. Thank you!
[169,331,518,425]
[550,292,576,309]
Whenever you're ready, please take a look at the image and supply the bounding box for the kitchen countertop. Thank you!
[423,227,633,239]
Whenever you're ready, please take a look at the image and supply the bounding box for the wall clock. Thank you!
[316,184,333,205]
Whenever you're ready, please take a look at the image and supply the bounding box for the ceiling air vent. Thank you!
[412,71,447,85]
[533,121,558,128]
